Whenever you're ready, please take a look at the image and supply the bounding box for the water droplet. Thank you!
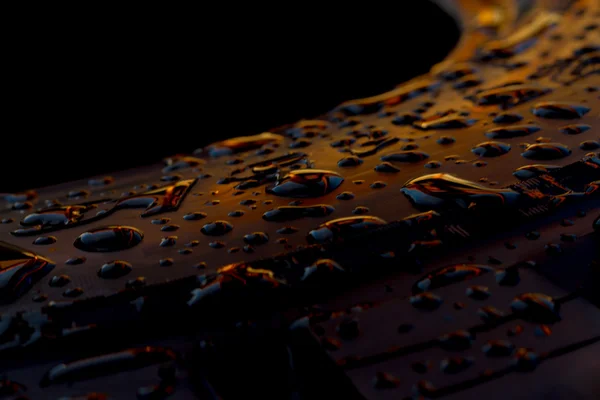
[482,340,515,357]
[437,136,456,145]
[307,216,387,244]
[337,156,363,168]
[496,267,521,286]
[331,138,356,148]
[485,125,540,139]
[507,325,524,337]
[374,162,400,173]
[65,256,86,266]
[160,236,177,247]
[425,161,442,169]
[411,361,431,374]
[438,330,473,351]
[401,174,521,210]
[183,212,207,221]
[289,139,312,149]
[160,224,179,232]
[532,102,590,119]
[513,164,561,180]
[521,143,572,160]
[160,174,182,182]
[392,112,422,125]
[402,143,420,151]
[67,189,90,199]
[371,371,400,389]
[510,292,560,323]
[466,285,491,300]
[352,206,369,215]
[1,218,14,224]
[580,140,600,150]
[243,232,269,245]
[98,261,132,279]
[381,151,430,163]
[493,113,523,123]
[512,348,540,371]
[526,230,541,240]
[126,276,146,289]
[33,293,48,302]
[336,318,359,340]
[63,287,84,298]
[33,236,57,245]
[262,204,335,222]
[560,124,591,135]
[351,137,400,157]
[201,221,233,236]
[440,357,473,374]
[370,181,387,189]
[414,112,476,130]
[266,170,344,198]
[73,226,143,252]
[478,306,506,323]
[413,264,492,293]
[49,274,71,287]
[545,243,563,256]
[204,132,282,157]
[159,258,174,266]
[534,324,552,337]
[472,85,550,108]
[336,191,355,200]
[472,141,511,157]
[151,218,170,225]
[410,292,443,311]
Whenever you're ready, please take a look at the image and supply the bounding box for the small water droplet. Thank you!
[482,340,515,357]
[392,112,422,125]
[437,136,456,145]
[49,274,71,287]
[560,124,591,135]
[74,226,143,252]
[370,181,387,189]
[160,236,177,247]
[507,325,524,337]
[496,267,521,286]
[532,102,590,119]
[493,113,523,123]
[472,141,511,157]
[159,258,174,266]
[473,85,550,108]
[336,191,355,200]
[266,169,344,198]
[478,306,506,323]
[545,243,562,256]
[466,285,491,300]
[510,292,560,323]
[209,241,225,249]
[183,212,207,221]
[337,156,363,167]
[410,292,443,310]
[307,216,387,244]
[1,218,14,224]
[425,161,442,169]
[413,264,492,293]
[381,151,429,163]
[126,276,146,289]
[33,236,57,245]
[65,256,86,265]
[63,287,84,298]
[485,125,540,139]
[352,206,370,215]
[201,221,233,236]
[373,372,400,389]
[580,140,600,150]
[262,205,335,222]
[526,230,541,240]
[151,218,170,225]
[160,224,179,232]
[98,261,132,279]
[243,232,269,245]
[439,330,473,351]
[33,293,48,302]
[374,162,400,173]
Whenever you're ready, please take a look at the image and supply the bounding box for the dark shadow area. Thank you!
[4,3,460,191]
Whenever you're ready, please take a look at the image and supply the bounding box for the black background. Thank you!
[3,3,459,192]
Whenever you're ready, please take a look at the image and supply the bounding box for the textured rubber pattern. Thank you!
[0,0,598,399]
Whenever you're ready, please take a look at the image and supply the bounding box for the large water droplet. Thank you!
[401,174,521,210]
[472,141,511,157]
[513,164,561,180]
[485,125,540,139]
[73,226,143,252]
[510,292,560,323]
[266,170,344,198]
[531,102,590,119]
[580,140,600,150]
[521,143,572,160]
[307,216,387,244]
[201,221,233,236]
[98,261,132,279]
